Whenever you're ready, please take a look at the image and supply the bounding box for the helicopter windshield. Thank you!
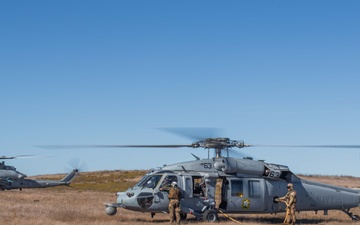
[140,175,162,189]
[5,165,16,170]
[135,174,151,187]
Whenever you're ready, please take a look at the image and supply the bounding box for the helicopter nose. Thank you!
[116,192,126,204]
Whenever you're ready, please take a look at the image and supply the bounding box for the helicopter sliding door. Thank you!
[224,178,265,213]
[179,175,208,213]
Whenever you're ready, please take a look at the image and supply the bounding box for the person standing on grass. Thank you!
[276,183,297,225]
[168,181,182,225]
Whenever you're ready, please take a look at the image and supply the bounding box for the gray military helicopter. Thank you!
[99,137,360,222]
[0,155,79,190]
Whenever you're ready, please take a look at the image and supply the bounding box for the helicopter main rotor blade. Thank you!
[38,143,360,150]
[246,144,360,148]
[94,144,194,148]
[0,155,41,159]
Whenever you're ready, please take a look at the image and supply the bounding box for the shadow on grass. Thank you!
[219,216,331,224]
[125,212,348,224]
[179,216,328,224]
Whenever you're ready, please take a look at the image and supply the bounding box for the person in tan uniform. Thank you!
[168,181,182,225]
[276,183,297,225]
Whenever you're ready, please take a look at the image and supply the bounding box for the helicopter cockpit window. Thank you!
[135,174,150,187]
[159,175,178,191]
[231,180,243,197]
[142,175,162,189]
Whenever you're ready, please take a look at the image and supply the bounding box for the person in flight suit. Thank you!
[276,183,297,225]
[168,181,182,225]
[193,182,205,197]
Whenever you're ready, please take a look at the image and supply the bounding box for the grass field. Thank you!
[1,170,359,225]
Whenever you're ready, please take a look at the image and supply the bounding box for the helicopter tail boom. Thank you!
[60,169,79,184]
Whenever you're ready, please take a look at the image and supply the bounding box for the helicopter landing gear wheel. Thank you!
[342,209,360,221]
[203,209,218,222]
[179,212,187,220]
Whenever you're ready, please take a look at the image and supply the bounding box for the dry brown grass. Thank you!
[0,171,359,225]
[298,174,360,188]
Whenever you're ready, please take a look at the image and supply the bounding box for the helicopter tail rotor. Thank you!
[66,158,87,173]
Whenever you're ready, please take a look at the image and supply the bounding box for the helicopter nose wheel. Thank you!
[203,209,218,222]
[352,214,360,221]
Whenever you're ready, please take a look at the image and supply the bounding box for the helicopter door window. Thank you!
[248,180,261,198]
[231,180,243,197]
[185,177,192,197]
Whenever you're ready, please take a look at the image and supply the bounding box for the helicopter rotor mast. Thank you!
[190,138,247,158]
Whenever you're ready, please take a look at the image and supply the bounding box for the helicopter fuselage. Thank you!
[0,166,79,190]
[105,157,360,221]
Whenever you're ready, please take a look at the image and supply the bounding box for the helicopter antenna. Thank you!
[191,153,200,161]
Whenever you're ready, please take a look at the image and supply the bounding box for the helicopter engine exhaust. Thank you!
[214,157,264,175]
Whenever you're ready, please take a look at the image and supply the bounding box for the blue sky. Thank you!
[1,1,359,177]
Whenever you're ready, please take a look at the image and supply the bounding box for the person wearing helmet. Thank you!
[168,181,182,225]
[159,176,177,191]
[276,183,297,225]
